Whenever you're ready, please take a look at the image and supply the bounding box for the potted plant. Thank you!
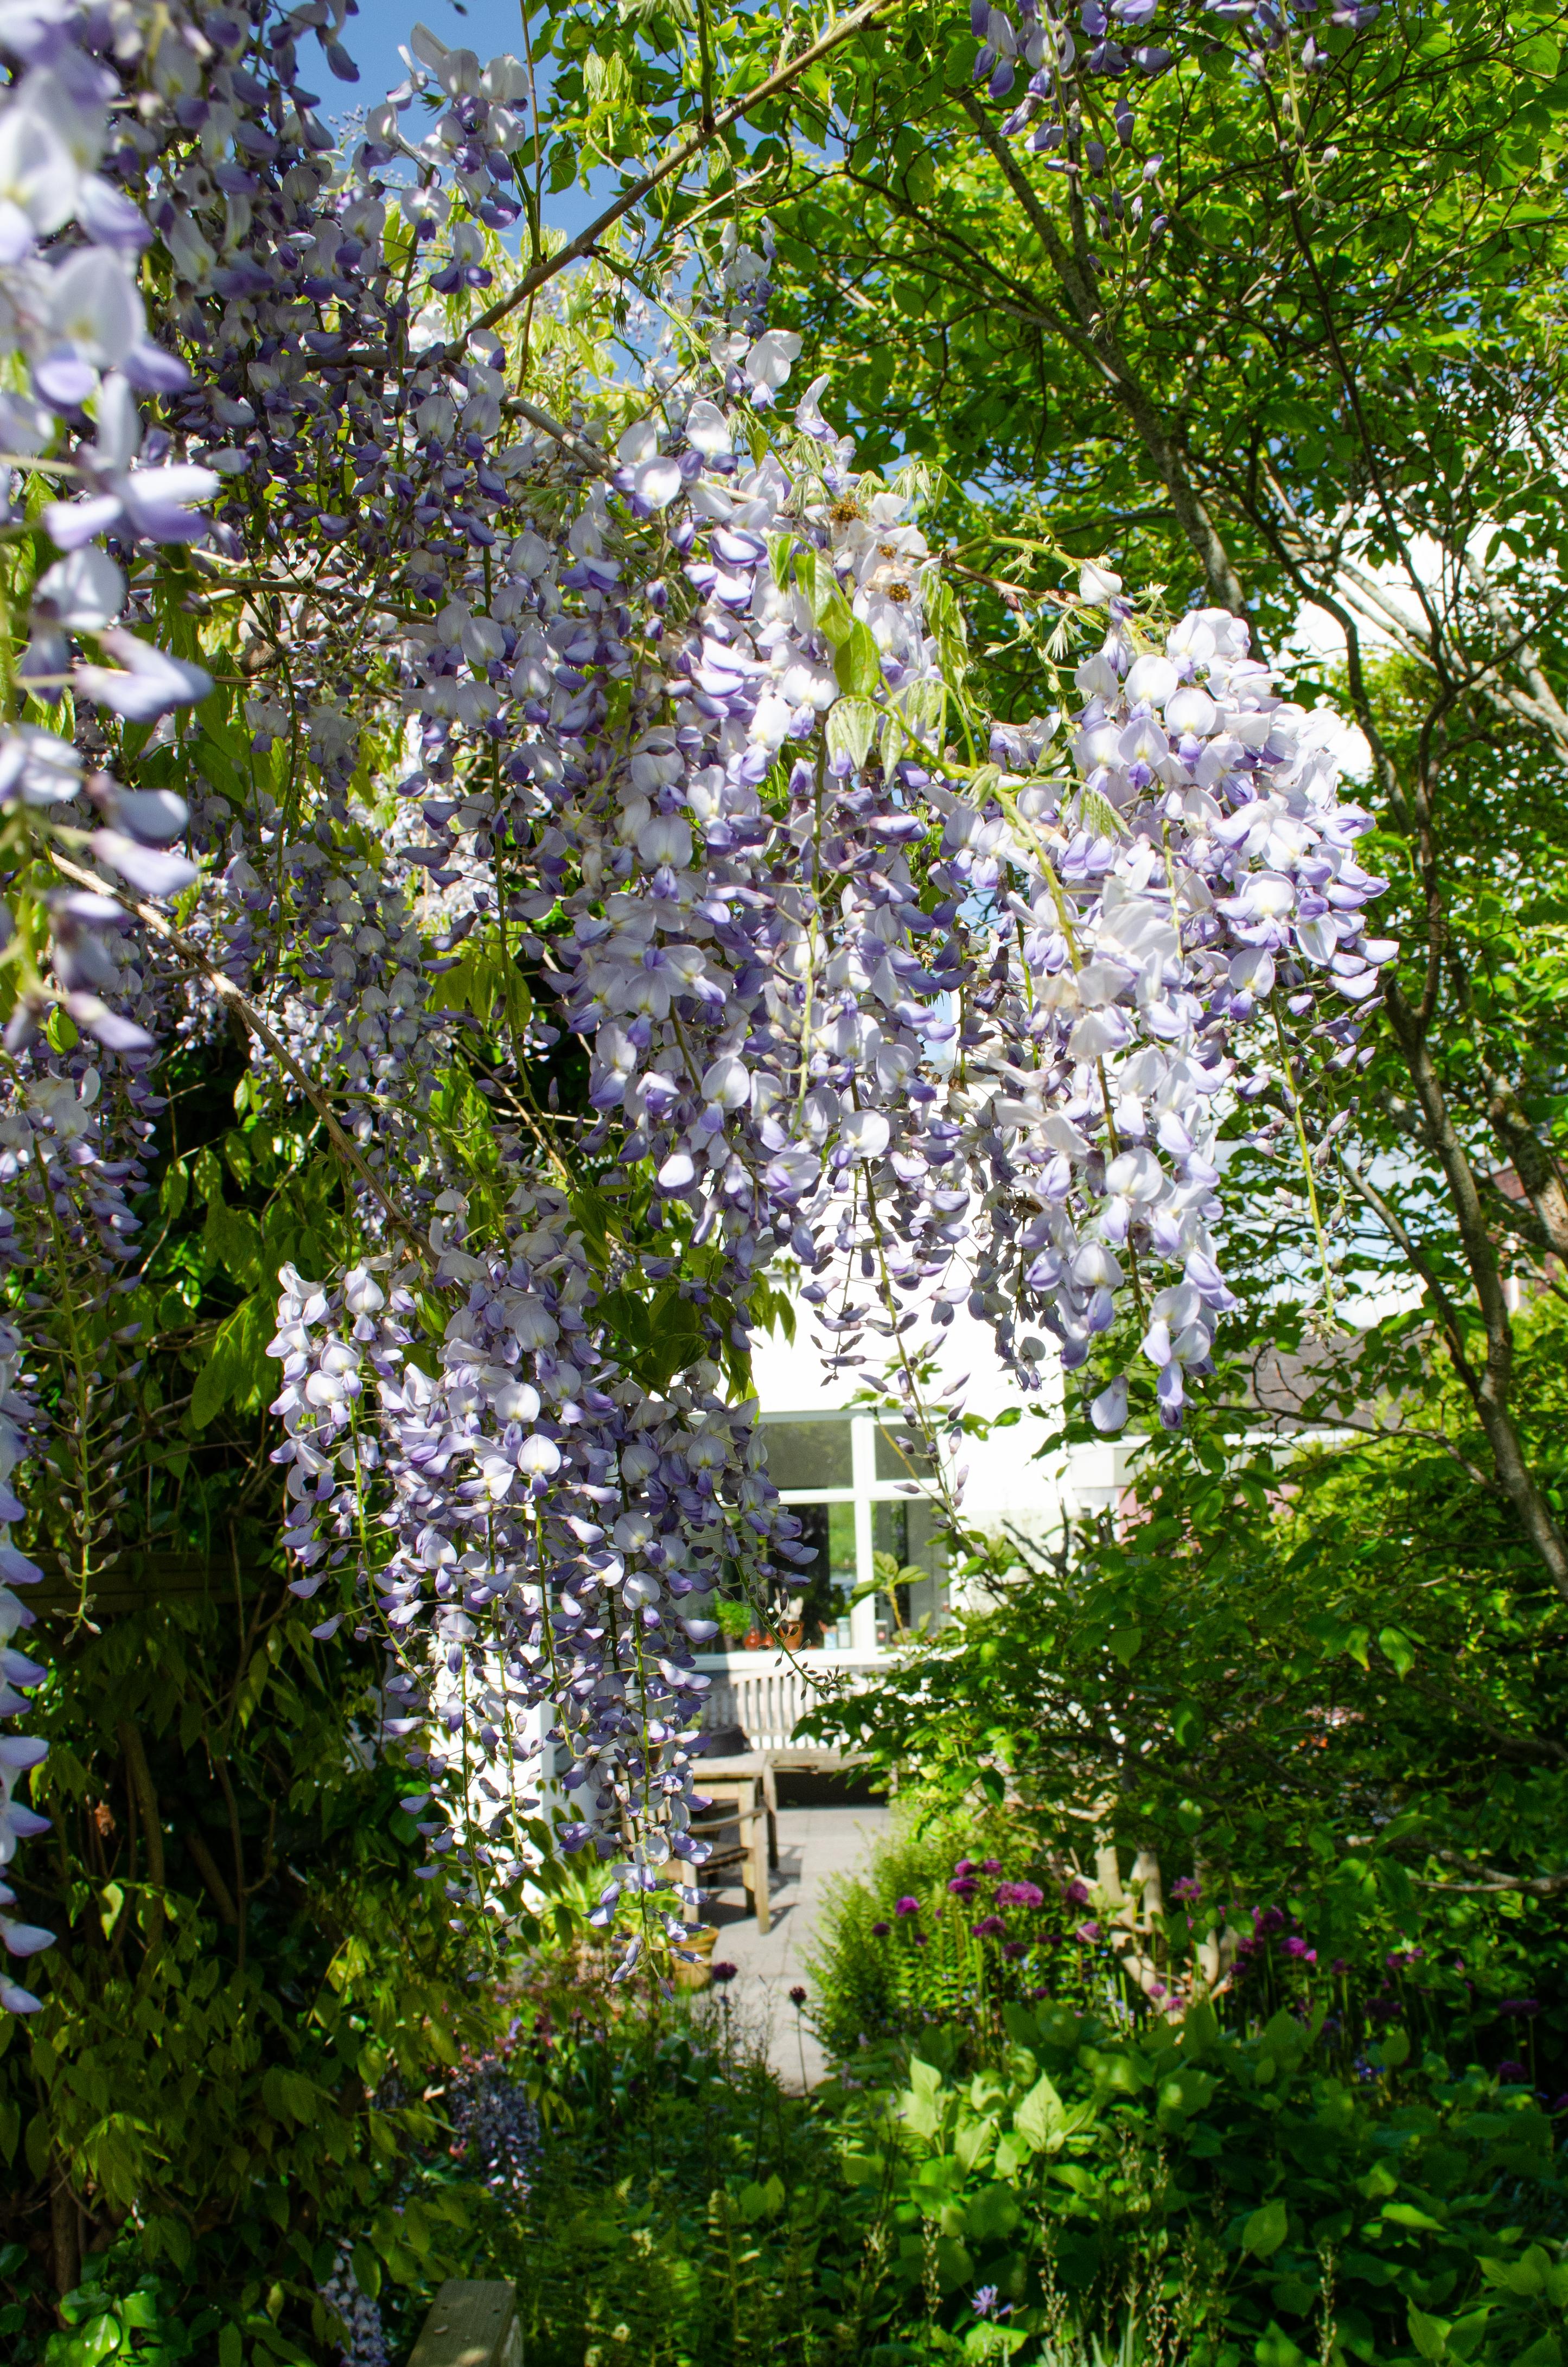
[715,1598,754,1653]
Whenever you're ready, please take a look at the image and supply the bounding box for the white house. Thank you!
[694,1300,1139,1748]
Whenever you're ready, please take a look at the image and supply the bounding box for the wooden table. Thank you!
[698,1747,873,1870]
[698,1752,777,1862]
[409,2281,519,2367]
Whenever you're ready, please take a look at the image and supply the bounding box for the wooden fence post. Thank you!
[406,2280,520,2367]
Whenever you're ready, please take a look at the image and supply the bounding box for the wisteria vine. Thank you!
[0,0,1390,1995]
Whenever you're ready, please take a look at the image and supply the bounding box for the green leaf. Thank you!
[1384,2201,1445,2232]
[1480,2252,1546,2297]
[1015,2070,1070,2155]
[1242,2198,1289,2260]
[812,575,856,648]
[1379,1625,1416,1676]
[834,618,883,695]
[1255,2326,1307,2367]
[768,530,799,590]
[65,2312,123,2366]
[160,1158,190,1221]
[1407,2303,1450,2361]
[826,696,881,770]
[191,1292,274,1429]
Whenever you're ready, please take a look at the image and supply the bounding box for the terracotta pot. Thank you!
[744,1628,766,1650]
[779,1620,804,1651]
[673,1924,718,1990]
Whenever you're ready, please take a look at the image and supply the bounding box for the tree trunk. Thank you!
[50,2154,79,2302]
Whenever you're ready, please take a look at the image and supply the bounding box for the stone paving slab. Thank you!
[700,1803,891,2089]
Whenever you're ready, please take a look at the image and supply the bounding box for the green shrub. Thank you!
[805,1803,1093,2065]
[827,1996,1568,2365]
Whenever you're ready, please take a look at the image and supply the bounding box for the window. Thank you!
[875,1423,936,1481]
[752,1411,948,1654]
[762,1416,854,1492]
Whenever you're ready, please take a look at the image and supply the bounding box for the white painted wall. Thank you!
[748,1294,1141,1568]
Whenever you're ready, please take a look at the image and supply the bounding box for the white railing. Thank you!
[693,1648,888,1752]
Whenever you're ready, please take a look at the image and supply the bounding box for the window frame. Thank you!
[758,1409,944,1654]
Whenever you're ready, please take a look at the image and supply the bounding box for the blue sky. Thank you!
[334,0,613,244]
[339,0,529,112]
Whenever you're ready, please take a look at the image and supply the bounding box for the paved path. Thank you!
[703,1801,890,2089]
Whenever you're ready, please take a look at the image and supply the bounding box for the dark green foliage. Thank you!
[0,1027,513,2357]
[0,1587,499,2360]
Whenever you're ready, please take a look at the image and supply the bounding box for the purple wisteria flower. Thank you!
[0,0,1393,2006]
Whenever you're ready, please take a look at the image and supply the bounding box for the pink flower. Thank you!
[895,1895,920,1917]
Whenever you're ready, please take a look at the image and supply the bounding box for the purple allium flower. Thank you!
[895,1895,920,1917]
[952,1858,976,1878]
[1254,1906,1286,1935]
[1498,2059,1529,2083]
[789,1985,807,2007]
[1062,1878,1091,1906]
[711,1962,738,1985]
[948,1875,979,1900]
[971,1915,1006,1938]
[1283,1937,1316,1961]
[980,1857,1003,1875]
[1002,1940,1027,1961]
[996,1880,1044,1909]
[1076,1920,1101,1943]
[1500,1998,1541,2018]
[1170,1875,1201,1903]
[871,1920,891,1937]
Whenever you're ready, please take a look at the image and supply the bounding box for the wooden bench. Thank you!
[408,2281,519,2367]
[689,1772,770,1933]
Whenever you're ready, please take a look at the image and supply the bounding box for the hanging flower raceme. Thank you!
[0,0,1389,1985]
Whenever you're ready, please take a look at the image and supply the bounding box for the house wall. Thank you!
[743,1299,1140,1653]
